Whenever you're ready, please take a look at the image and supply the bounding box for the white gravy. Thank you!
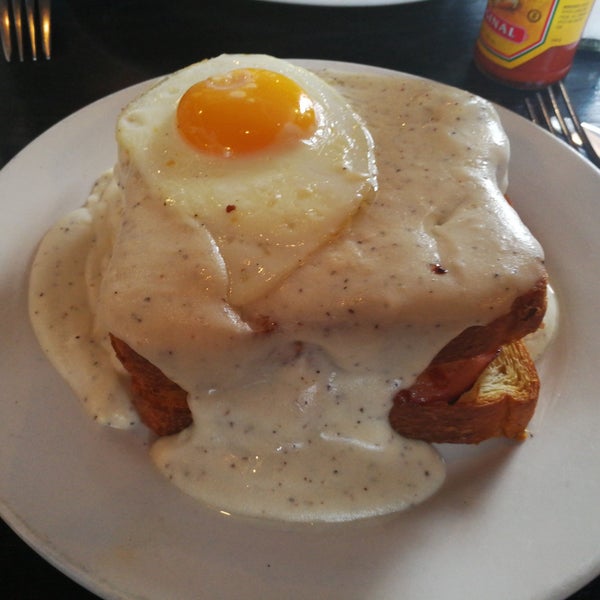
[29,67,549,522]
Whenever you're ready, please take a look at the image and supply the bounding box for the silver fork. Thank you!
[525,82,600,169]
[0,0,51,62]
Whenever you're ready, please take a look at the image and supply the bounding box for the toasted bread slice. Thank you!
[109,334,192,436]
[109,280,545,440]
[389,339,539,444]
[111,333,539,444]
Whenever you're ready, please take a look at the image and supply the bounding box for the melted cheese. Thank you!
[29,67,547,522]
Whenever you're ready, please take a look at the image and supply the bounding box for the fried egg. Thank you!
[116,54,377,306]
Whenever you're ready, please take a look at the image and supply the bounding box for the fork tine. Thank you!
[524,97,540,125]
[555,81,600,168]
[38,0,50,59]
[0,0,11,61]
[10,0,23,61]
[24,0,36,60]
[530,91,554,130]
[546,85,572,140]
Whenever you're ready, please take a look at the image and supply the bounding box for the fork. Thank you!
[525,82,600,169]
[0,0,51,62]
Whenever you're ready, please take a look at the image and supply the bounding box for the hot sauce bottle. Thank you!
[474,0,596,88]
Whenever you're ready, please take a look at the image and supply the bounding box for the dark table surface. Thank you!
[1,1,599,598]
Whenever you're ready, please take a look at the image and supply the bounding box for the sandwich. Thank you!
[29,55,552,521]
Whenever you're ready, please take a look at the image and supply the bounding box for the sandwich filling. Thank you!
[29,56,548,522]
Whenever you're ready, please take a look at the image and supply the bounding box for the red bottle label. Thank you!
[476,0,594,69]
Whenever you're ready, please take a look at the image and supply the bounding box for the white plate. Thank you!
[256,1,428,6]
[1,60,599,600]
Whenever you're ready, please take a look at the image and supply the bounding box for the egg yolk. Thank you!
[176,68,317,157]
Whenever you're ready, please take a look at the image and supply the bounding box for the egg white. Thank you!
[115,54,377,306]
